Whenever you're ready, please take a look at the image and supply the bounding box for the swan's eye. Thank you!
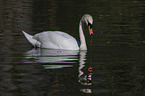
[88,22,93,28]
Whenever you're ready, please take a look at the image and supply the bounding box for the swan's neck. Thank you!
[79,21,87,50]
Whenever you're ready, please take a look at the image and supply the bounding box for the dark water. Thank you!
[0,0,145,96]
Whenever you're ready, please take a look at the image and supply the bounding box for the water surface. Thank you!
[0,0,145,96]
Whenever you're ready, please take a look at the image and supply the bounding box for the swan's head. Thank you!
[82,14,93,35]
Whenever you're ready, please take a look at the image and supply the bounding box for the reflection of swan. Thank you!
[24,48,79,64]
[23,48,93,93]
[22,14,93,50]
[78,51,93,93]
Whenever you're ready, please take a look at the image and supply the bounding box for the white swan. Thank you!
[22,14,93,50]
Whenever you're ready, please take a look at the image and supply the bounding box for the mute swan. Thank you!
[22,14,93,50]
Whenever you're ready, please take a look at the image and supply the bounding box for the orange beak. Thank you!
[88,25,93,35]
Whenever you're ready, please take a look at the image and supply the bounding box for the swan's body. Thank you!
[22,14,93,50]
[22,31,79,50]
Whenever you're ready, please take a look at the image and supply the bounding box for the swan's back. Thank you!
[33,31,79,50]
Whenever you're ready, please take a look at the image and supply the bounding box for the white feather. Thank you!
[22,31,40,47]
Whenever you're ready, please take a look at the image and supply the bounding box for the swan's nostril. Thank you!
[88,22,93,28]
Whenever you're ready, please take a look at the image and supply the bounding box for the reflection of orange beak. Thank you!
[88,25,93,35]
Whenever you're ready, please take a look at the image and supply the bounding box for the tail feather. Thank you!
[22,31,38,46]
